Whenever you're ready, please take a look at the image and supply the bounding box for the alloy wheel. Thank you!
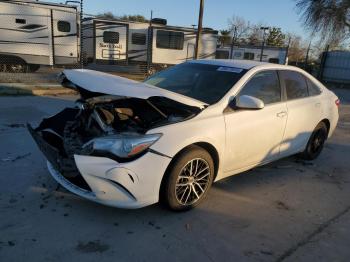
[175,158,211,206]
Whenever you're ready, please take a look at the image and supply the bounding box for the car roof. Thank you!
[188,59,293,70]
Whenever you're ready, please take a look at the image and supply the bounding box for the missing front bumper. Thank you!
[27,123,91,191]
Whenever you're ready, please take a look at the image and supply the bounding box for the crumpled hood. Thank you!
[62,69,207,108]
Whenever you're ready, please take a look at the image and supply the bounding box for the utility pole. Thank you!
[146,10,153,76]
[284,36,291,65]
[259,27,269,62]
[80,0,83,69]
[304,40,312,70]
[194,0,204,59]
[229,26,237,59]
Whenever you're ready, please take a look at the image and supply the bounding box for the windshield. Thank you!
[144,63,247,105]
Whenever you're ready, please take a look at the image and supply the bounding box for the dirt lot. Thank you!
[0,88,349,262]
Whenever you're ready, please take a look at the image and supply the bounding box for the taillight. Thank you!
[335,99,340,107]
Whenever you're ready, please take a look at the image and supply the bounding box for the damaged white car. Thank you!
[28,60,339,211]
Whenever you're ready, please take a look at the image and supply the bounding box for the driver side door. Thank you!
[223,70,288,173]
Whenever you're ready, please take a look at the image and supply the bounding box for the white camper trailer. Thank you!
[83,18,218,69]
[0,0,79,72]
[216,45,287,64]
[82,18,128,64]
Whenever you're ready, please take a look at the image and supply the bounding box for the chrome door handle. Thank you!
[277,111,287,118]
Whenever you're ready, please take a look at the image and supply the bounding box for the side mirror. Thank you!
[232,95,265,110]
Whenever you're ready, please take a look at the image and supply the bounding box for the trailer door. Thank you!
[52,9,78,65]
[94,21,128,62]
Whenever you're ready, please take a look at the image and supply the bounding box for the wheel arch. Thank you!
[160,142,220,194]
[0,54,27,65]
[320,118,330,136]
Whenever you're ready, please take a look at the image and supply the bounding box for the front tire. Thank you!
[160,145,215,211]
[299,122,328,160]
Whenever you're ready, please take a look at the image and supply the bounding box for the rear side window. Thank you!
[103,31,119,44]
[57,21,71,32]
[156,30,184,50]
[239,70,281,105]
[306,79,322,96]
[280,71,308,100]
[132,33,146,45]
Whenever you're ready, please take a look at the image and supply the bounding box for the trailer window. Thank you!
[58,21,71,32]
[103,31,119,44]
[269,58,280,64]
[156,30,184,50]
[16,19,26,24]
[244,52,255,60]
[216,50,230,59]
[132,33,146,45]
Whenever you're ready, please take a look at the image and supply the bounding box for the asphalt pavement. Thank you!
[0,89,349,262]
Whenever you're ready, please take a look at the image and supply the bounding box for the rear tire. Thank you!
[28,64,40,72]
[7,63,28,73]
[160,145,214,211]
[0,64,6,72]
[299,122,328,160]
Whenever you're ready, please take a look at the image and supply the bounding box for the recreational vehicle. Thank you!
[0,0,80,72]
[216,45,287,64]
[83,18,218,71]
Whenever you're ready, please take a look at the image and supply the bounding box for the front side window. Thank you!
[156,30,184,50]
[280,71,308,100]
[57,20,71,32]
[144,63,247,104]
[239,71,281,105]
[103,31,119,44]
[132,33,146,45]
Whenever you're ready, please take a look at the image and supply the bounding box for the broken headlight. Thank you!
[83,133,162,159]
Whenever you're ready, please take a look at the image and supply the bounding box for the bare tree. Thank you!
[227,15,251,43]
[96,12,149,23]
[296,0,350,43]
[286,33,308,63]
[246,24,263,46]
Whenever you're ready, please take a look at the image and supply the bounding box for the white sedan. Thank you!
[28,60,339,211]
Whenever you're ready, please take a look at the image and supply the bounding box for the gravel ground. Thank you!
[0,88,349,262]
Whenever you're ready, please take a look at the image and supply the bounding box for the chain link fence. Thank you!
[1,0,349,89]
[0,0,221,85]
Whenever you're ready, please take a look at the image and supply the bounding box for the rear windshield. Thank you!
[144,63,247,105]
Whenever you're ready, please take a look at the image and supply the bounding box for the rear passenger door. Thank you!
[279,70,323,155]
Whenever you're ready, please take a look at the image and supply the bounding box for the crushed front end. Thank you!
[28,76,200,208]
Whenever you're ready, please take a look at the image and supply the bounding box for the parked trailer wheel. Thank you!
[0,64,6,72]
[7,63,29,73]
[28,64,40,72]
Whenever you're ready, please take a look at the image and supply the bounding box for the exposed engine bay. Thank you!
[28,87,200,189]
